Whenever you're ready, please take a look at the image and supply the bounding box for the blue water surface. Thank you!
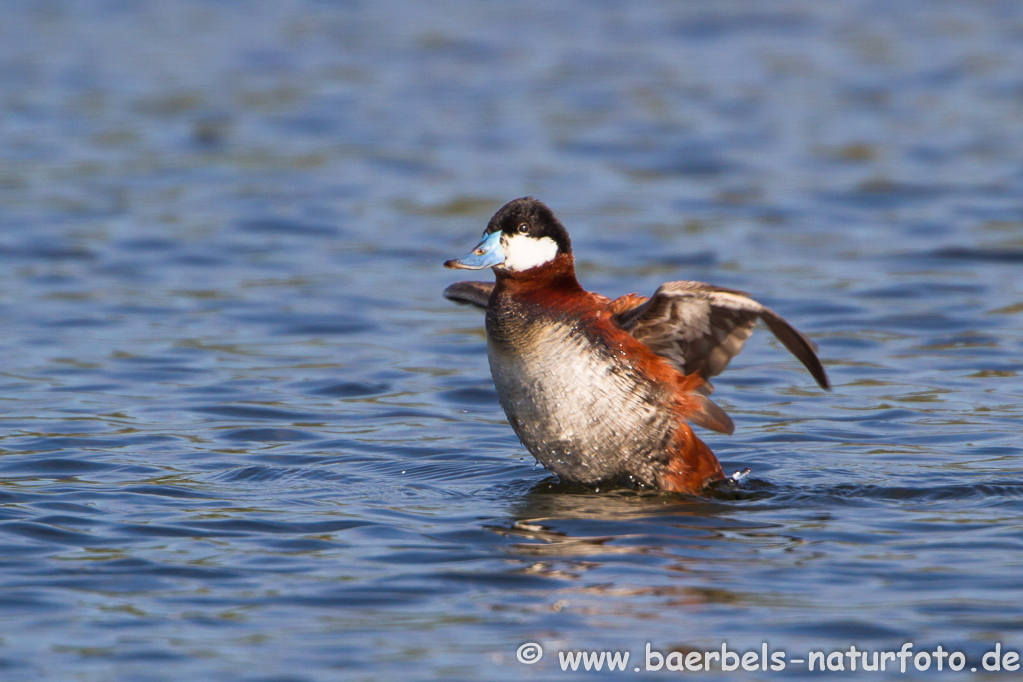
[1,1,1022,680]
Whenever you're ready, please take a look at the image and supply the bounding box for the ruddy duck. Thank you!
[444,197,829,494]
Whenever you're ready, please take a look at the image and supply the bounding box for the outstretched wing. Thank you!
[443,281,494,309]
[613,281,829,390]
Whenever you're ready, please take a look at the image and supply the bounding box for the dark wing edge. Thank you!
[758,306,830,390]
[443,281,494,309]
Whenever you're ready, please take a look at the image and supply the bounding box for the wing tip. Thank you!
[683,392,735,435]
[443,281,493,309]
[759,308,831,391]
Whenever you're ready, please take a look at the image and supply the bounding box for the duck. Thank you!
[444,197,829,494]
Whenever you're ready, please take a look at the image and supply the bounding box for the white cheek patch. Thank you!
[500,234,559,271]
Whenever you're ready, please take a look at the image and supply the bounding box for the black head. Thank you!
[484,197,572,256]
[444,197,574,273]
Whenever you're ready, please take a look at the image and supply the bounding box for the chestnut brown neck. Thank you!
[493,252,582,295]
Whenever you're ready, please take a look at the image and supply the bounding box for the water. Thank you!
[1,1,1022,679]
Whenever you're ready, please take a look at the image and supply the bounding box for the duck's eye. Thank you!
[516,222,529,234]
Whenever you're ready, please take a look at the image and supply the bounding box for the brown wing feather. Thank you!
[606,293,648,317]
[758,306,830,390]
[685,390,735,435]
[443,281,494,309]
[614,280,829,390]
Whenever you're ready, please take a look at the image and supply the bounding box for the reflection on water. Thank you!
[0,0,1022,679]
